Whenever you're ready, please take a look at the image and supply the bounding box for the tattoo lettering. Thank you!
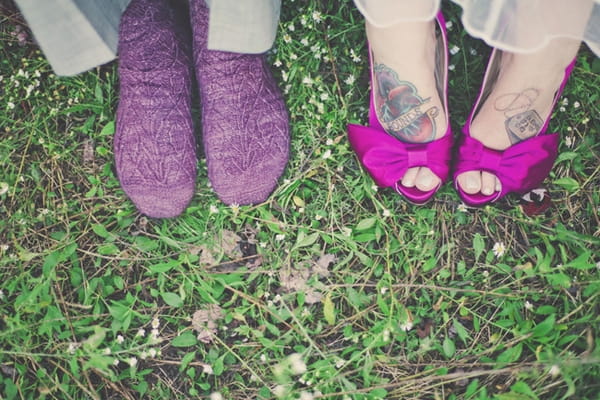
[374,64,438,143]
[494,89,542,144]
[505,110,543,143]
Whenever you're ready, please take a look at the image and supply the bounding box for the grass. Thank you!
[1,0,599,399]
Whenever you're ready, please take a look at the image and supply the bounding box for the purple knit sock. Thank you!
[115,0,197,218]
[189,0,290,205]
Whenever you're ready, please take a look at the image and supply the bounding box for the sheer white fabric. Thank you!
[353,0,600,56]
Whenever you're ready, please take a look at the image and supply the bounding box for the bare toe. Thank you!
[457,171,481,195]
[401,168,419,188]
[415,168,440,192]
[480,172,497,196]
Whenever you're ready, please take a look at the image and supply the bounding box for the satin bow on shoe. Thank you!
[348,123,453,203]
[454,132,559,206]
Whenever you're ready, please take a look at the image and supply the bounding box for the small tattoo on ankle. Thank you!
[505,110,543,143]
[494,88,542,143]
[374,63,438,143]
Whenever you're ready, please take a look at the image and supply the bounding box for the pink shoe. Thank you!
[453,50,577,206]
[347,13,452,204]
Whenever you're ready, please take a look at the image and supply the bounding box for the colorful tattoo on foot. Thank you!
[374,63,438,143]
[494,88,544,144]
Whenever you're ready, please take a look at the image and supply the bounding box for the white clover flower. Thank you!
[275,234,285,241]
[103,347,111,355]
[148,348,157,358]
[128,357,138,367]
[325,138,334,146]
[116,334,125,344]
[559,106,566,112]
[7,102,15,110]
[151,317,160,329]
[344,75,356,85]
[136,328,145,337]
[320,93,329,101]
[573,101,580,108]
[322,149,332,159]
[312,11,323,23]
[209,204,219,214]
[203,364,214,375]
[300,38,309,46]
[492,242,506,258]
[288,353,307,375]
[140,351,148,360]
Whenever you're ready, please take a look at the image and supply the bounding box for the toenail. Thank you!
[482,186,494,195]
[466,177,478,190]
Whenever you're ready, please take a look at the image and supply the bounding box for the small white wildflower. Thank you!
[113,359,120,366]
[209,204,219,214]
[283,34,292,43]
[103,347,111,355]
[325,138,334,146]
[298,207,305,213]
[288,23,295,32]
[322,149,332,159]
[300,15,308,26]
[34,70,41,78]
[350,48,361,63]
[469,47,477,56]
[128,357,138,367]
[230,203,240,214]
[259,241,267,248]
[315,214,323,221]
[0,182,9,195]
[573,101,580,108]
[210,393,224,400]
[151,317,160,329]
[289,353,307,375]
[68,343,78,354]
[281,70,288,82]
[562,98,569,106]
[582,117,589,124]
[275,234,285,241]
[371,184,378,192]
[312,11,323,23]
[382,209,391,217]
[290,53,298,60]
[565,136,574,148]
[335,359,345,369]
[380,287,388,295]
[344,74,356,85]
[148,348,157,358]
[299,391,314,400]
[383,329,391,342]
[7,102,15,110]
[302,76,314,86]
[320,92,329,101]
[457,203,468,212]
[273,385,287,397]
[273,294,282,303]
[273,59,282,67]
[482,270,490,278]
[524,301,534,311]
[203,364,214,374]
[492,242,506,258]
[549,364,560,377]
[140,351,148,360]
[0,245,8,251]
[300,38,309,46]
[116,335,125,344]
[342,227,352,237]
[596,261,600,270]
[449,45,460,55]
[448,64,456,71]
[559,106,566,112]
[399,321,413,332]
[445,20,453,30]
[301,308,311,317]
[136,328,145,337]
[0,289,4,300]
[260,354,267,362]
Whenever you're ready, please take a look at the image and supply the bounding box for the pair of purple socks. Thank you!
[115,0,290,218]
